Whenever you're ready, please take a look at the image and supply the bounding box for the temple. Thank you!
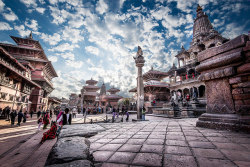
[0,33,57,112]
[129,4,230,117]
[81,78,100,108]
[100,87,123,108]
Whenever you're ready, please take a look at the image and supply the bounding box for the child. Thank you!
[37,117,43,131]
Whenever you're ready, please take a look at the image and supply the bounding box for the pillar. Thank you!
[134,46,145,120]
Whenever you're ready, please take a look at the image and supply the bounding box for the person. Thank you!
[17,109,23,126]
[23,111,27,123]
[126,110,129,122]
[0,108,2,116]
[83,107,86,116]
[142,106,146,121]
[50,110,53,118]
[40,121,57,144]
[43,111,50,129]
[10,110,17,126]
[116,107,119,118]
[63,108,72,125]
[56,110,64,136]
[6,106,10,121]
[37,117,43,131]
[37,110,41,119]
[72,108,77,118]
[30,110,34,118]
[186,94,190,101]
[152,99,156,106]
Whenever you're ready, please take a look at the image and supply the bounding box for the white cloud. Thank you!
[49,43,79,52]
[14,25,30,37]
[40,33,61,45]
[85,46,100,56]
[2,8,18,21]
[0,22,13,31]
[60,52,75,61]
[0,0,5,12]
[48,56,58,63]
[96,0,108,15]
[36,7,46,14]
[65,60,83,69]
[62,26,84,43]
[25,19,39,31]
[20,0,37,7]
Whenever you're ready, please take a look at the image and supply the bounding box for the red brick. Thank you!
[243,88,250,93]
[229,76,248,84]
[237,63,250,74]
[244,99,250,105]
[232,88,243,95]
[233,94,250,100]
[234,100,244,105]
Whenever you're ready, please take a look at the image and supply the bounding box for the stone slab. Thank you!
[45,160,92,167]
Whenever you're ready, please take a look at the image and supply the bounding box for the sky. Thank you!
[0,0,249,98]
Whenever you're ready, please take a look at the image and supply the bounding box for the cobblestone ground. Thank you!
[89,116,250,167]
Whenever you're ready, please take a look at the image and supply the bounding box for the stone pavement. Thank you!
[0,114,58,167]
[89,116,250,167]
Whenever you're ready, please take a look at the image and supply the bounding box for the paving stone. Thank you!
[241,144,250,150]
[151,131,166,135]
[213,142,247,150]
[118,144,142,152]
[163,154,197,167]
[140,144,163,153]
[184,132,203,137]
[136,132,151,135]
[132,135,149,139]
[109,139,128,144]
[202,133,224,137]
[188,141,215,148]
[148,134,165,139]
[102,135,120,139]
[145,139,164,145]
[127,139,146,145]
[234,161,250,167]
[98,144,122,151]
[185,136,208,142]
[221,150,250,161]
[165,146,192,155]
[95,138,113,143]
[132,153,162,167]
[166,135,186,141]
[197,158,237,167]
[93,151,114,162]
[165,140,188,146]
[90,143,105,151]
[193,148,225,159]
[206,137,231,143]
[101,163,129,167]
[117,135,133,139]
[167,132,184,136]
[229,137,250,144]
[108,152,136,164]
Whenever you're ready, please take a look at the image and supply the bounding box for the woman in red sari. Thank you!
[43,110,50,129]
[40,121,57,144]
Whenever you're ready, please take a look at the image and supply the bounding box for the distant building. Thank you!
[0,33,58,112]
[81,78,100,108]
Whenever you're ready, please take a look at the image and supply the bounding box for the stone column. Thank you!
[196,34,250,132]
[134,46,145,120]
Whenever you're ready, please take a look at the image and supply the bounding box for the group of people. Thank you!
[9,109,28,126]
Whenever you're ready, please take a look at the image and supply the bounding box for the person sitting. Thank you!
[40,121,57,144]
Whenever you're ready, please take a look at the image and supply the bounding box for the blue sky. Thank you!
[0,0,249,98]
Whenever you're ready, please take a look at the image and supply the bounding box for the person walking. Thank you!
[50,110,53,118]
[142,106,146,121]
[23,111,27,123]
[17,109,24,126]
[6,106,10,121]
[30,110,34,118]
[37,117,43,131]
[37,110,41,119]
[10,110,17,126]
[43,111,50,129]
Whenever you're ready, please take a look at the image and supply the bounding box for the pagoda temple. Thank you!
[100,87,123,108]
[81,78,100,108]
[0,33,57,112]
[129,67,170,112]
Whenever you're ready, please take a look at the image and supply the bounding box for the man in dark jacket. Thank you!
[17,110,24,126]
[10,110,17,126]
[63,108,72,125]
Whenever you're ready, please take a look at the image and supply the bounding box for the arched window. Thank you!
[199,85,206,98]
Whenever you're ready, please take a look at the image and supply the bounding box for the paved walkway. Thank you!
[89,117,250,167]
[0,115,57,167]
